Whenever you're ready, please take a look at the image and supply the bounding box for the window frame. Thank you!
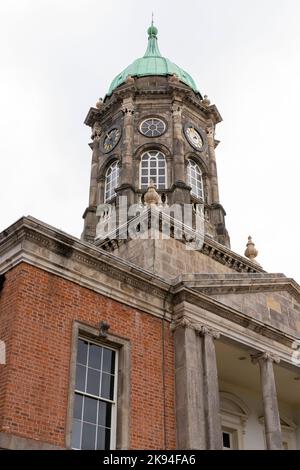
[72,337,118,450]
[104,161,120,203]
[139,118,166,137]
[140,150,167,191]
[187,159,203,200]
[66,321,130,450]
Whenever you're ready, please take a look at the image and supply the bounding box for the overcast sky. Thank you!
[0,0,299,282]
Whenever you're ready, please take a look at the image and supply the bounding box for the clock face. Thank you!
[185,126,203,150]
[103,128,121,153]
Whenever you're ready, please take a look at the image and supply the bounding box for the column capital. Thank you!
[171,102,183,117]
[170,316,220,339]
[251,351,280,365]
[206,125,215,140]
[121,97,134,115]
[170,315,192,332]
[91,121,102,142]
[197,325,220,340]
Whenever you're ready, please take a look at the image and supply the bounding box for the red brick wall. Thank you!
[0,262,176,449]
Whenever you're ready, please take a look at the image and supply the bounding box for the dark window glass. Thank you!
[75,364,86,392]
[83,396,98,424]
[77,339,88,365]
[81,422,96,450]
[98,401,112,427]
[97,426,111,450]
[74,393,83,420]
[71,419,81,449]
[72,340,116,450]
[102,349,115,374]
[89,344,102,370]
[223,432,231,449]
[86,368,100,396]
[101,373,114,400]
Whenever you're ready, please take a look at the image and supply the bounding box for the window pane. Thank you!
[83,396,98,424]
[150,160,156,167]
[101,373,114,400]
[82,422,96,450]
[86,368,100,396]
[102,349,115,374]
[223,432,231,449]
[97,426,111,450]
[71,419,82,449]
[98,401,112,427]
[77,340,88,365]
[158,160,165,167]
[74,393,83,420]
[75,364,86,392]
[89,344,102,370]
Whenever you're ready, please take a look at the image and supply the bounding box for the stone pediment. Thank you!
[175,273,300,336]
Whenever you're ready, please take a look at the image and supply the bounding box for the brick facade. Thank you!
[0,262,176,449]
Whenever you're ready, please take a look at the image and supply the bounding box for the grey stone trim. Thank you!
[65,321,131,450]
[0,432,63,450]
[0,216,298,356]
[175,273,300,303]
[172,288,299,347]
[0,216,173,320]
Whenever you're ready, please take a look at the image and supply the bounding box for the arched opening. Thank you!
[187,159,203,199]
[140,150,167,190]
[104,161,120,202]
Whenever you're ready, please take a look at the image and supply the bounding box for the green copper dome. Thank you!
[107,24,199,96]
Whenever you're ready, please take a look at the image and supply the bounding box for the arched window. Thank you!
[104,161,119,202]
[140,150,166,190]
[187,159,203,199]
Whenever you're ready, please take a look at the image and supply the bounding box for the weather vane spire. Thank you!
[151,12,154,26]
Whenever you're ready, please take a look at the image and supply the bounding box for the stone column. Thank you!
[200,326,223,450]
[171,100,191,205]
[81,122,102,241]
[172,317,206,449]
[206,124,219,204]
[118,97,135,205]
[252,352,282,450]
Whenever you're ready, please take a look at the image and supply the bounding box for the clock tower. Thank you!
[82,23,230,250]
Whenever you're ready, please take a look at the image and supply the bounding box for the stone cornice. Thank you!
[171,286,299,347]
[173,273,300,304]
[0,216,299,353]
[0,216,173,319]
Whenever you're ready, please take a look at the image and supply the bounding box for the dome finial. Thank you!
[147,14,158,38]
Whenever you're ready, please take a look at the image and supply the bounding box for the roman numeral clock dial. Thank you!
[102,128,121,153]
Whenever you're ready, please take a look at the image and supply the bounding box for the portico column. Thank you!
[199,326,223,450]
[172,317,206,449]
[252,352,282,450]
